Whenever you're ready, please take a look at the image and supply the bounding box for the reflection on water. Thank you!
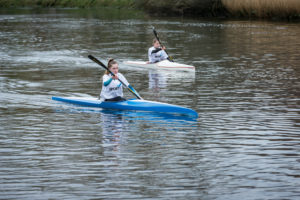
[101,112,124,152]
[149,70,167,90]
[1,8,300,199]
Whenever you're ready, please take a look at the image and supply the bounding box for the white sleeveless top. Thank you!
[148,46,168,63]
[100,73,129,100]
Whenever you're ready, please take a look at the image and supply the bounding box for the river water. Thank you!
[1,8,299,199]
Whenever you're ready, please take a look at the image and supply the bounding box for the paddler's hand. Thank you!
[112,75,118,80]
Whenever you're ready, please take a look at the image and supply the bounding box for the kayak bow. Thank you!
[52,96,198,117]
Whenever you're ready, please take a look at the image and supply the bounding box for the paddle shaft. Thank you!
[152,27,174,62]
[88,55,142,100]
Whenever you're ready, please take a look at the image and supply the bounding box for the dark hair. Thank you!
[105,58,118,75]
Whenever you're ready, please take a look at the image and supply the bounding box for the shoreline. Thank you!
[0,0,299,21]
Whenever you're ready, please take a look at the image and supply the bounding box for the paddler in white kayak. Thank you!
[147,39,169,63]
[100,58,130,102]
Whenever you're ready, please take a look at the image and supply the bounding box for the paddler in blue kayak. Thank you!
[147,39,169,63]
[100,58,129,102]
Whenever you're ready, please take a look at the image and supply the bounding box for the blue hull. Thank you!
[52,96,198,117]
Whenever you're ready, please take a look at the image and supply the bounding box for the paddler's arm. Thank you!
[118,73,142,99]
[103,77,113,86]
[151,48,162,54]
[103,74,119,86]
[151,46,166,54]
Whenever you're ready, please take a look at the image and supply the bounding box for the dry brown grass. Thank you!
[222,0,300,18]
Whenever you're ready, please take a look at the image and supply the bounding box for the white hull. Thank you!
[123,60,195,72]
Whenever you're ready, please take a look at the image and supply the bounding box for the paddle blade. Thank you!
[152,27,160,42]
[88,55,107,69]
[128,85,143,100]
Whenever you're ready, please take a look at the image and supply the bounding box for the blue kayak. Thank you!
[52,96,198,117]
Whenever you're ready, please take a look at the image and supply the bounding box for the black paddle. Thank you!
[88,55,143,100]
[152,27,174,62]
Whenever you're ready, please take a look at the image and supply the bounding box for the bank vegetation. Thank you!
[222,0,300,19]
[0,0,134,8]
[0,0,299,20]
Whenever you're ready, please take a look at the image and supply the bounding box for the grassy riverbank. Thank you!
[222,0,300,19]
[138,0,300,19]
[0,0,299,20]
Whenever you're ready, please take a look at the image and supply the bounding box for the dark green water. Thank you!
[1,8,299,199]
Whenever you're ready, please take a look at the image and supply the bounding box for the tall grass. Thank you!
[222,0,300,19]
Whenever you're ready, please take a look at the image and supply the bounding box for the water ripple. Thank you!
[1,8,300,200]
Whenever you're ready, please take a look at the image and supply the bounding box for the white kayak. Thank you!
[123,60,195,72]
